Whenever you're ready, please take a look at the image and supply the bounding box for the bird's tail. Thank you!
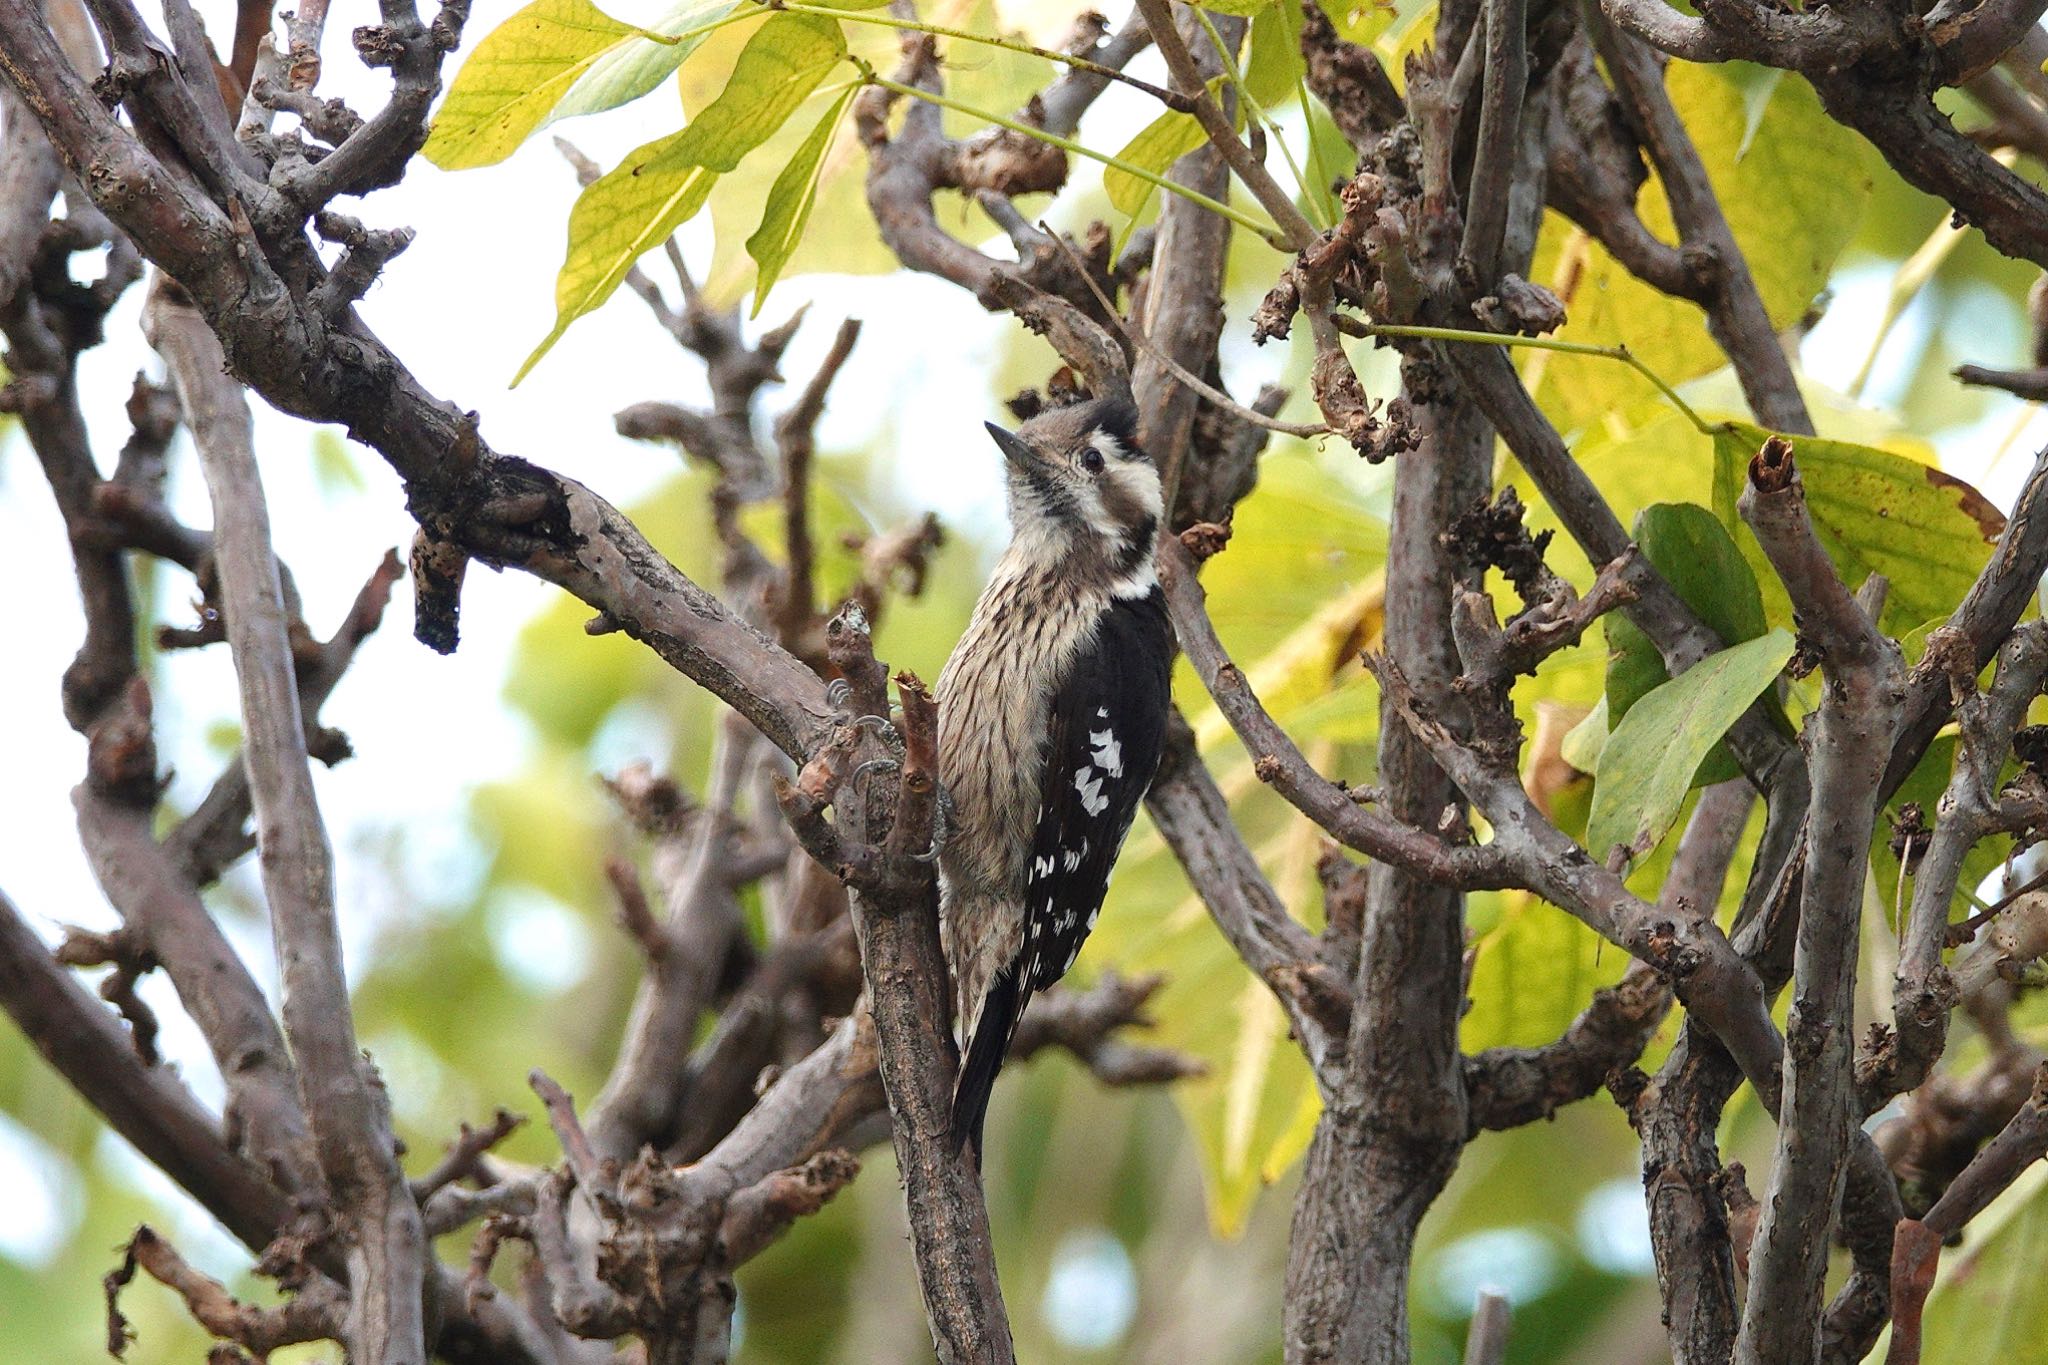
[951,965,1025,1168]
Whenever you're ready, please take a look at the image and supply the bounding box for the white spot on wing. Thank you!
[1088,729,1123,777]
[1073,767,1109,816]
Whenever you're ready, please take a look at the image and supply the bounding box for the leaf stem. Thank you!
[1297,74,1340,226]
[856,64,1291,246]
[775,2,1195,111]
[629,5,762,46]
[1188,4,1327,230]
[1355,322,1721,434]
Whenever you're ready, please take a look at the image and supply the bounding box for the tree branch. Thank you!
[147,286,429,1364]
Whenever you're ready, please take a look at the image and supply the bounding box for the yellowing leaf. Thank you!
[1587,630,1794,866]
[745,86,855,318]
[1709,422,2006,638]
[1525,64,1867,431]
[1315,0,1399,46]
[660,13,846,172]
[425,0,642,171]
[693,0,1025,304]
[517,13,847,381]
[518,144,718,383]
[1106,109,1208,218]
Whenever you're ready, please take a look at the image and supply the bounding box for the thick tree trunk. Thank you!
[1284,391,1490,1363]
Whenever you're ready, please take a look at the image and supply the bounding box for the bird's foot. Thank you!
[912,780,955,864]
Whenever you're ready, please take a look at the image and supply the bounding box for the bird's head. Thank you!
[984,396,1162,588]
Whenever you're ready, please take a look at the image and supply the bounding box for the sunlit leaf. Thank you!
[310,428,366,493]
[745,86,857,317]
[694,0,1031,302]
[425,0,652,170]
[1524,65,1867,431]
[1106,109,1208,219]
[1243,0,1305,110]
[1587,630,1794,865]
[1709,422,2006,638]
[518,12,847,380]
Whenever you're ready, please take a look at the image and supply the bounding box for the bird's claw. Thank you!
[850,756,900,790]
[911,780,955,864]
[825,677,853,710]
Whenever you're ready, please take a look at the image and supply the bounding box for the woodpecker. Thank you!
[934,395,1174,1159]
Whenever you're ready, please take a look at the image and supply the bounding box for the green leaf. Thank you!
[517,12,847,381]
[1587,630,1794,865]
[744,86,855,318]
[1640,501,1770,648]
[1105,108,1208,218]
[424,0,643,171]
[1600,501,1772,786]
[1709,422,2007,638]
[1201,0,1277,16]
[1243,0,1305,109]
[544,0,743,127]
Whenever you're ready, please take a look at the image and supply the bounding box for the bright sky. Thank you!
[2,0,2045,1271]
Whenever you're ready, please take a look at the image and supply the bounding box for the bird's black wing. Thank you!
[952,587,1173,1156]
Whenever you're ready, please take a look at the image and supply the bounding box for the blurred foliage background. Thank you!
[5,0,2048,1358]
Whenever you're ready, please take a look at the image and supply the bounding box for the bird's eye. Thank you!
[1079,447,1105,474]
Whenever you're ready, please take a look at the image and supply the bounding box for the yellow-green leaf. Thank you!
[517,12,847,381]
[1243,0,1305,109]
[517,144,718,383]
[1315,0,1400,45]
[424,0,642,171]
[1587,630,1794,866]
[745,86,855,318]
[1524,64,1867,431]
[662,12,846,172]
[1105,108,1208,218]
[1709,422,2006,638]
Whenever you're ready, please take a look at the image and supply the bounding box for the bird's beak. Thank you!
[984,421,1039,473]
